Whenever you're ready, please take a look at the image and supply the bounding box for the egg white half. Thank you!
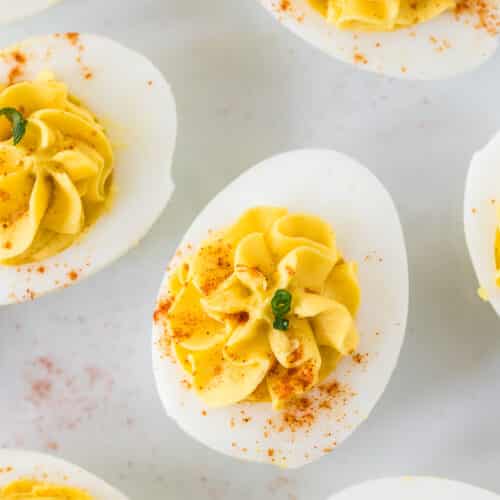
[329,477,500,499]
[464,130,500,315]
[0,0,61,24]
[0,449,128,500]
[258,0,499,80]
[152,149,408,468]
[0,34,177,305]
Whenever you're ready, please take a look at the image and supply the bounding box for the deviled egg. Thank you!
[464,129,500,315]
[0,449,128,499]
[0,0,62,24]
[258,0,499,79]
[328,477,500,500]
[152,149,408,468]
[0,34,177,305]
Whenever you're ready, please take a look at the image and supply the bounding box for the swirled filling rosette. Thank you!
[0,480,93,500]
[308,0,455,31]
[0,72,113,266]
[164,207,361,409]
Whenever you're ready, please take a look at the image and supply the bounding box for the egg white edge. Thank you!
[329,476,500,499]
[257,0,499,80]
[464,129,500,315]
[0,448,129,500]
[152,148,409,468]
[0,33,178,305]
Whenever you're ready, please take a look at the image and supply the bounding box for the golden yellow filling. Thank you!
[308,0,455,31]
[0,479,93,499]
[0,72,114,266]
[163,207,361,409]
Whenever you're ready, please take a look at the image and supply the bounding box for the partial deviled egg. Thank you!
[0,34,177,305]
[0,0,62,24]
[328,477,500,500]
[0,449,128,499]
[464,130,500,315]
[257,0,499,79]
[152,149,408,468]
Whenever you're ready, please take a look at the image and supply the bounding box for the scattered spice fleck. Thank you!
[68,270,78,281]
[153,296,174,323]
[352,352,369,364]
[65,32,80,46]
[455,0,499,35]
[279,0,292,11]
[46,441,59,451]
[353,52,368,65]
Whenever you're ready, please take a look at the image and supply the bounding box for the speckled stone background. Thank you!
[1,1,500,499]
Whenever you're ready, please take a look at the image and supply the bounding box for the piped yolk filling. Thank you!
[161,206,361,410]
[0,479,93,499]
[0,71,114,266]
[308,0,455,32]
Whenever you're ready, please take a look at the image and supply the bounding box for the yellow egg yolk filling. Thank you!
[0,479,93,499]
[163,207,361,409]
[308,0,455,32]
[0,72,114,266]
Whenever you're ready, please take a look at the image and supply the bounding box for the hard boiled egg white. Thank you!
[0,449,128,500]
[0,0,62,24]
[257,0,499,79]
[464,130,500,315]
[328,477,500,500]
[0,34,177,305]
[152,149,408,468]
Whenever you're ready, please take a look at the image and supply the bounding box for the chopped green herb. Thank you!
[271,289,292,331]
[273,317,290,331]
[0,107,27,145]
[271,289,292,317]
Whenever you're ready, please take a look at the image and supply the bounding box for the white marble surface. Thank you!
[1,1,500,499]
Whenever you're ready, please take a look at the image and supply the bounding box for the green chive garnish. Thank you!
[0,107,27,145]
[273,317,290,331]
[271,289,292,317]
[271,289,292,331]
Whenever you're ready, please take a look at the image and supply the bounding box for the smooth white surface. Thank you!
[0,34,177,304]
[329,476,500,499]
[0,449,128,500]
[1,0,500,499]
[153,149,408,468]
